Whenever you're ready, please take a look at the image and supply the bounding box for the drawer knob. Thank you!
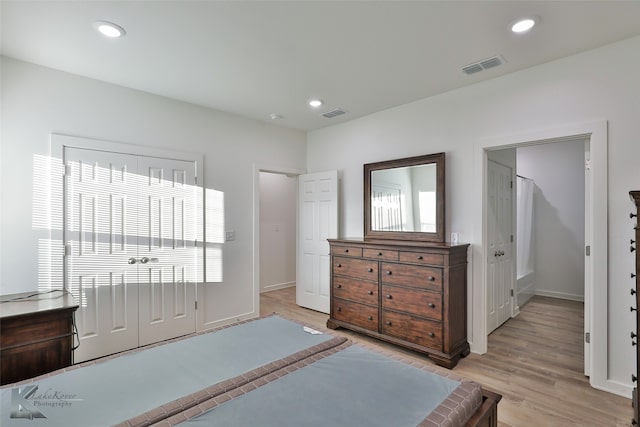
[378,252,383,256]
[428,303,435,308]
[428,332,435,338]
[385,321,392,326]
[386,271,392,275]
[367,268,373,273]
[337,307,342,312]
[368,290,374,295]
[344,249,349,253]
[386,294,392,299]
[337,263,342,268]
[428,276,435,281]
[336,284,342,289]
[417,255,423,260]
[368,316,373,321]
[632,288,637,296]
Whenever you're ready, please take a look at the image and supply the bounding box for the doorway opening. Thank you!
[258,171,297,294]
[252,165,304,317]
[252,166,337,316]
[487,137,588,376]
[473,120,614,394]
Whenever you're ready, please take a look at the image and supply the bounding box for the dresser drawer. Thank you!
[381,285,442,320]
[0,310,72,348]
[380,262,443,291]
[333,277,379,305]
[399,251,444,266]
[331,245,363,258]
[363,248,399,261]
[334,257,378,281]
[333,298,378,332]
[382,311,442,351]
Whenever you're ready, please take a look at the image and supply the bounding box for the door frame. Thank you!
[252,163,305,316]
[471,121,623,396]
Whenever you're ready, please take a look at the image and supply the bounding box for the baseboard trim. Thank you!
[535,289,584,302]
[261,282,295,293]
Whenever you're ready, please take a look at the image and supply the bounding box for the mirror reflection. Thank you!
[370,163,437,232]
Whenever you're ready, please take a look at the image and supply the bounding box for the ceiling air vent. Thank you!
[462,55,506,75]
[321,108,347,119]
[462,64,483,75]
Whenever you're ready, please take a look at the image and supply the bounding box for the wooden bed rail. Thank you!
[466,389,502,427]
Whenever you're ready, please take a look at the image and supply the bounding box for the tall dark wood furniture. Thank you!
[0,291,78,385]
[631,191,640,426]
[327,238,470,368]
[327,153,471,369]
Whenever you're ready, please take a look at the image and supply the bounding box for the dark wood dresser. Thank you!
[0,291,78,385]
[631,191,639,426]
[327,238,470,368]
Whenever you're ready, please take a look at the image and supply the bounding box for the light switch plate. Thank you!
[225,230,236,242]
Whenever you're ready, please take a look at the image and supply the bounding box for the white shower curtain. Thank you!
[516,177,535,277]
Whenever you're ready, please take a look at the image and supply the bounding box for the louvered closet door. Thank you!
[66,148,197,362]
[137,156,197,346]
[65,148,140,362]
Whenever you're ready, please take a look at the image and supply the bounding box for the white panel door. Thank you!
[65,148,139,362]
[137,157,197,345]
[487,160,514,333]
[296,171,338,313]
[66,147,198,361]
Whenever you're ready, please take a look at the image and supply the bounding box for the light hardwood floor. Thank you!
[261,288,632,427]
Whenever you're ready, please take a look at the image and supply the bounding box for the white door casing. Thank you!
[65,144,198,361]
[296,171,338,314]
[584,140,592,377]
[487,160,513,333]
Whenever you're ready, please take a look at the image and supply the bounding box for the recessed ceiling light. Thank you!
[93,21,126,38]
[308,99,323,108]
[270,113,283,120]
[511,17,537,34]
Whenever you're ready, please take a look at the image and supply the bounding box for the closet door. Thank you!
[66,147,198,362]
[137,156,197,345]
[65,148,140,362]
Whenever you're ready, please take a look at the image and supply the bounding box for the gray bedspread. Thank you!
[0,316,335,426]
[182,345,465,427]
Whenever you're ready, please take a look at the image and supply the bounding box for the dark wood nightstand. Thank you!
[1,291,78,385]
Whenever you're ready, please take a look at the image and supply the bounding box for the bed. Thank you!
[0,315,500,427]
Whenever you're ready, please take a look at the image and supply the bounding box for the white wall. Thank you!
[259,172,296,292]
[0,57,306,326]
[307,36,640,393]
[517,139,585,302]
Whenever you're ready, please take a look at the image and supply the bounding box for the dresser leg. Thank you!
[326,319,340,330]
[429,353,460,369]
[461,342,471,358]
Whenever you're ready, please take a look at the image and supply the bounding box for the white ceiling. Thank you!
[2,1,640,131]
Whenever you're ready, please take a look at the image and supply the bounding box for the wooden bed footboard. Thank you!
[466,389,502,427]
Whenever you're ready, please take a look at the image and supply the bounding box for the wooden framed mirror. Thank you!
[364,152,445,243]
